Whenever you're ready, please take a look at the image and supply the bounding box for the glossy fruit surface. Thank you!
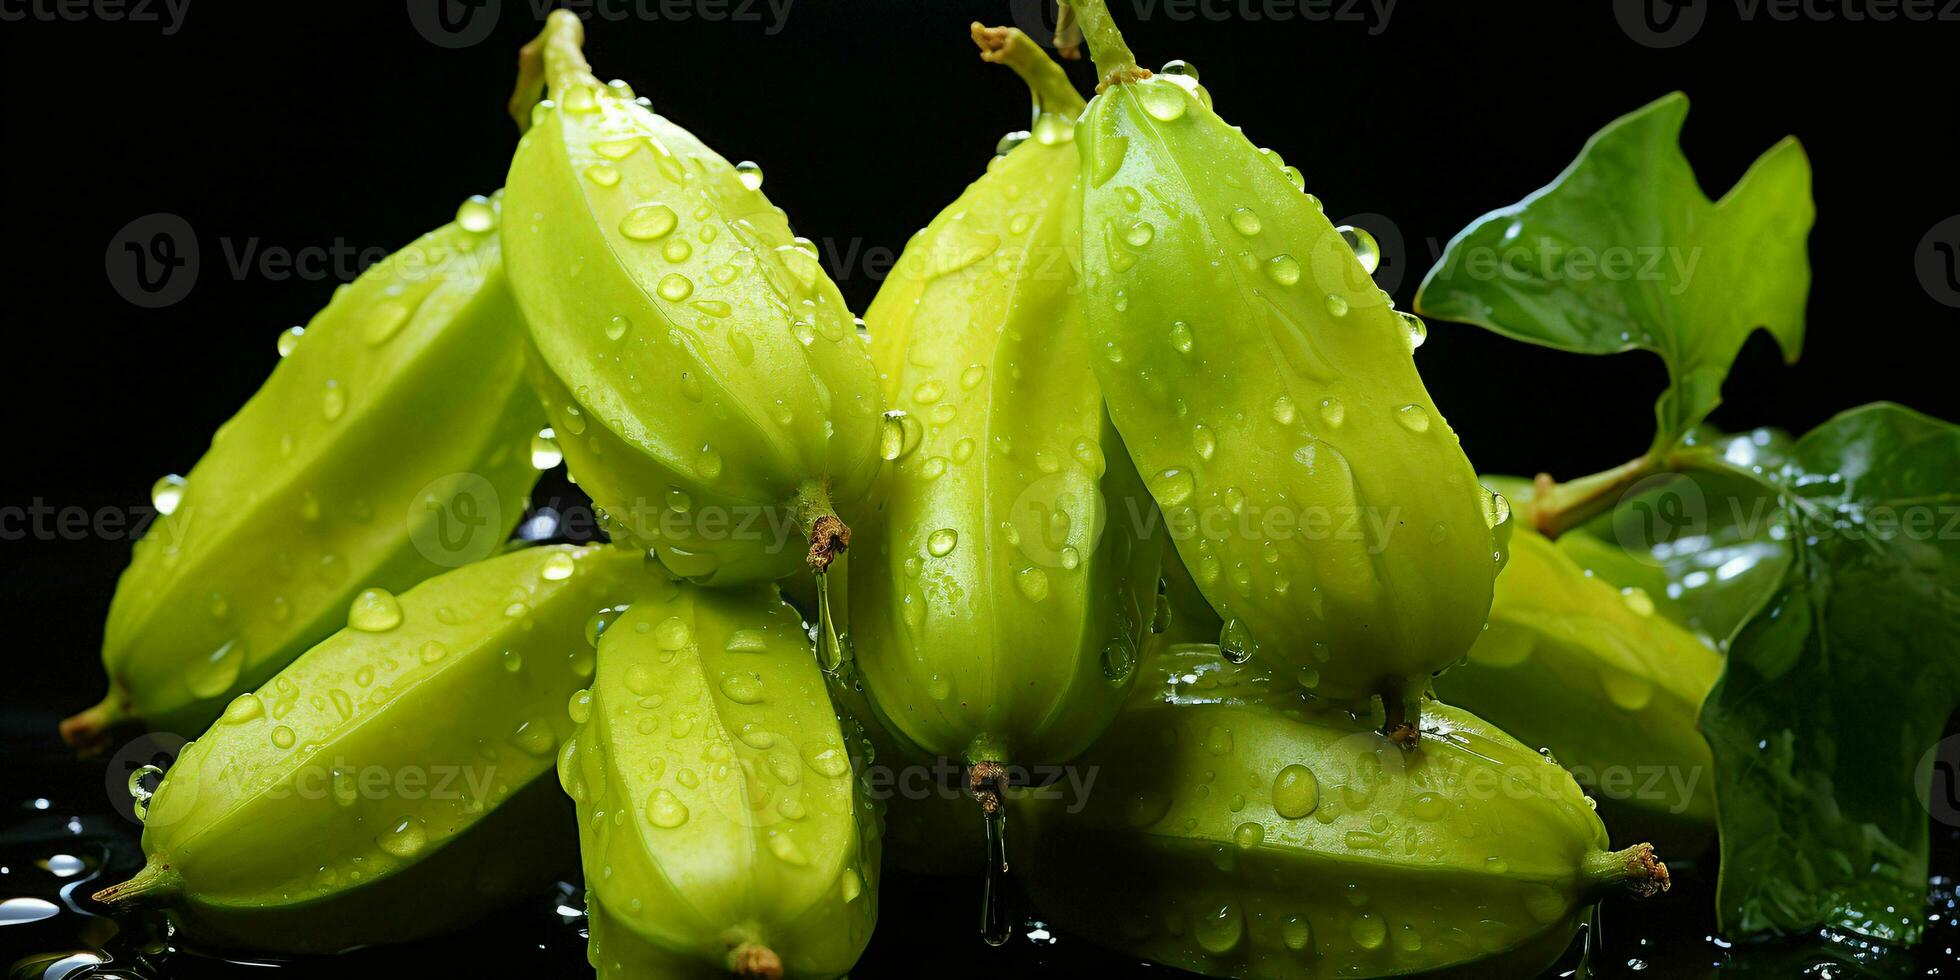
[503,11,883,586]
[1016,643,1667,978]
[563,581,878,979]
[850,24,1162,776]
[69,196,544,750]
[1064,0,1507,734]
[92,544,647,954]
[1433,517,1721,846]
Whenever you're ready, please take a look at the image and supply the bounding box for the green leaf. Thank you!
[1699,402,1960,943]
[1415,93,1813,448]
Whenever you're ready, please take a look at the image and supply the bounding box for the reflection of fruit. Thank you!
[563,581,877,978]
[91,544,645,954]
[503,11,883,587]
[69,198,541,750]
[1434,524,1721,849]
[1017,644,1668,978]
[1066,0,1505,738]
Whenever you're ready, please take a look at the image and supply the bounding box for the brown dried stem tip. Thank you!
[968,760,1009,815]
[806,514,850,574]
[728,942,783,979]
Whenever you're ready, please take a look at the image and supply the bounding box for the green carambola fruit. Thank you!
[562,583,878,979]
[1064,0,1507,733]
[503,12,883,586]
[1433,519,1721,844]
[92,544,646,954]
[851,24,1163,779]
[67,197,544,750]
[1016,645,1669,978]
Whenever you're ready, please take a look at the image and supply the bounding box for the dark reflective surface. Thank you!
[5,707,1957,979]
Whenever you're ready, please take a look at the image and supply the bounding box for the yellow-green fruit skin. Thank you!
[1017,646,1631,979]
[563,584,878,979]
[1075,72,1499,716]
[1433,525,1721,843]
[124,544,645,954]
[850,110,1163,768]
[91,205,542,740]
[502,57,882,586]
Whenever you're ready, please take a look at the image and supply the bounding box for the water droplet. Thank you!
[1098,634,1138,681]
[271,726,296,749]
[1399,311,1428,351]
[553,691,590,730]
[348,588,403,632]
[1159,59,1200,80]
[322,379,347,420]
[1350,912,1387,950]
[720,672,765,705]
[1317,397,1346,427]
[1282,165,1305,193]
[456,194,497,234]
[1271,395,1297,426]
[1150,467,1195,507]
[881,410,922,461]
[1394,404,1432,433]
[647,790,689,828]
[1265,254,1301,286]
[926,528,959,557]
[1130,78,1188,122]
[657,274,694,302]
[735,160,765,190]
[186,639,244,699]
[221,692,264,724]
[1219,618,1256,664]
[583,163,621,187]
[620,204,678,241]
[1015,566,1051,602]
[1190,424,1217,461]
[1272,764,1319,818]
[1193,901,1245,954]
[1336,224,1380,275]
[1228,207,1263,237]
[517,428,561,472]
[151,474,187,515]
[1482,488,1512,531]
[276,326,305,357]
[1124,221,1155,247]
[1234,821,1265,848]
[1324,293,1349,317]
[1281,915,1312,951]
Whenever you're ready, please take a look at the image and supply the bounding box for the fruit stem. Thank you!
[972,23,1086,118]
[727,942,783,979]
[1053,2,1084,60]
[59,697,123,756]
[510,10,601,132]
[1063,0,1148,89]
[797,480,851,574]
[1528,453,1669,539]
[92,860,182,909]
[1583,844,1671,899]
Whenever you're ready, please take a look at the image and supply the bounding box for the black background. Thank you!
[2,0,1958,976]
